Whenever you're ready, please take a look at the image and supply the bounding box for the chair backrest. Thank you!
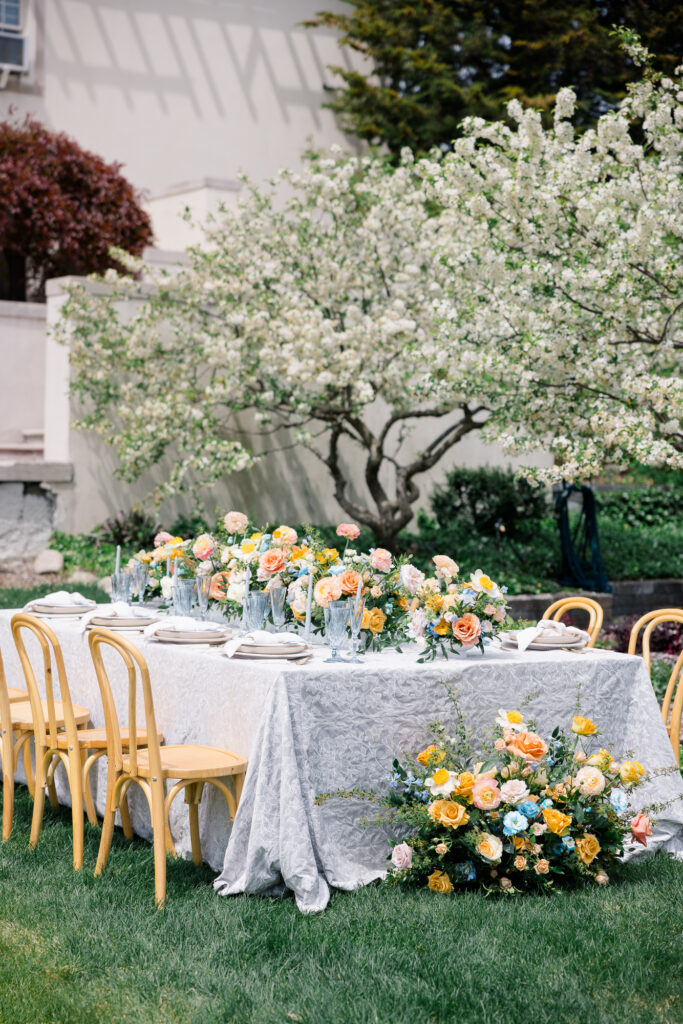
[0,649,14,742]
[627,608,683,662]
[11,613,82,750]
[87,627,163,780]
[542,596,603,647]
[633,611,683,756]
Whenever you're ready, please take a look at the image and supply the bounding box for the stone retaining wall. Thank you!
[508,579,683,623]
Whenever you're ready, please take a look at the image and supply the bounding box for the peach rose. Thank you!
[223,511,249,534]
[574,766,606,796]
[630,813,652,847]
[435,842,448,855]
[259,548,285,575]
[428,800,469,829]
[154,531,174,548]
[534,859,550,875]
[477,833,503,863]
[472,778,501,811]
[192,534,216,561]
[314,575,343,608]
[369,548,393,573]
[272,525,298,545]
[576,833,601,865]
[427,870,453,894]
[452,613,482,647]
[339,568,362,596]
[432,555,459,577]
[151,546,167,564]
[506,731,549,764]
[336,522,360,540]
[209,571,231,601]
[513,855,527,871]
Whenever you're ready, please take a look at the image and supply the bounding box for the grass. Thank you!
[0,789,680,1024]
[0,584,104,610]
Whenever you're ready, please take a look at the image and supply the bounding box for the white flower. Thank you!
[499,780,530,804]
[469,570,502,600]
[425,770,459,797]
[400,563,425,595]
[160,576,173,600]
[495,709,525,732]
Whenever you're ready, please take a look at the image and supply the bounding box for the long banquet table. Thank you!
[1,609,682,912]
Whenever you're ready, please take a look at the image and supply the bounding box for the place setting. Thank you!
[495,618,591,653]
[24,590,98,620]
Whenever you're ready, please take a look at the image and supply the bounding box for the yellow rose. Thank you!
[572,716,598,736]
[542,808,572,836]
[576,833,601,865]
[452,771,476,800]
[427,870,453,894]
[361,607,387,634]
[587,749,613,769]
[428,800,469,830]
[619,760,645,784]
[417,744,439,766]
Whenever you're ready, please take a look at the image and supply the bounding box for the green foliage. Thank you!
[50,531,121,578]
[94,508,159,549]
[596,486,682,528]
[0,787,680,1024]
[305,0,683,153]
[430,466,549,538]
[0,584,103,609]
[598,519,683,580]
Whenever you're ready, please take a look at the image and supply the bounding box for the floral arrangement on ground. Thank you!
[131,511,509,656]
[362,702,669,894]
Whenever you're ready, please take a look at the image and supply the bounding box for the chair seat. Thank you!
[10,700,91,731]
[124,744,247,781]
[56,727,164,750]
[7,687,29,703]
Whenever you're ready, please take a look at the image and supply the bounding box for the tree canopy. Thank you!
[0,116,152,301]
[304,0,683,153]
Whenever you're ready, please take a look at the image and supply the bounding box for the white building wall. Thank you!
[0,300,45,447]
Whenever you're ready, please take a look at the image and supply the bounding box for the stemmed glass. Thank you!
[269,586,287,630]
[110,570,132,604]
[172,578,196,618]
[347,595,365,663]
[244,592,268,632]
[324,599,349,663]
[196,574,212,620]
[132,563,148,605]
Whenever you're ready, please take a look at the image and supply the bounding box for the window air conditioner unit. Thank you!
[0,30,27,71]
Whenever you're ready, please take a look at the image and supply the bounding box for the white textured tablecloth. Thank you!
[1,610,681,912]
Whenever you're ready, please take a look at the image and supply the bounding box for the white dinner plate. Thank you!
[237,642,307,656]
[232,650,310,661]
[30,603,95,616]
[500,638,587,652]
[89,616,158,628]
[151,633,228,646]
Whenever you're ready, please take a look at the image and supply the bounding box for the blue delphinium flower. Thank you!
[518,800,540,819]
[562,835,575,851]
[610,788,629,814]
[329,563,345,575]
[503,811,529,835]
[539,798,553,809]
[452,861,477,882]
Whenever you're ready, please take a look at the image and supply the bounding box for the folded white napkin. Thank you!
[80,602,154,634]
[515,619,591,653]
[28,590,96,609]
[224,630,304,658]
[143,617,227,639]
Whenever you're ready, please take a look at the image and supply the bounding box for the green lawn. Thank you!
[0,789,680,1024]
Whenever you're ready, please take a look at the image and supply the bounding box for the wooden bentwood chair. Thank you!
[0,647,39,841]
[628,609,683,756]
[542,596,604,648]
[88,627,247,906]
[11,613,162,869]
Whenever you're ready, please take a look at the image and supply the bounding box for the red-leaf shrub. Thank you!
[0,115,152,301]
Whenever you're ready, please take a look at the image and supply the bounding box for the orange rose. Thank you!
[452,772,476,800]
[209,571,231,601]
[428,800,469,830]
[452,613,481,647]
[339,569,362,596]
[542,808,572,836]
[416,744,445,766]
[314,576,343,608]
[259,548,285,575]
[506,731,549,764]
[427,870,453,894]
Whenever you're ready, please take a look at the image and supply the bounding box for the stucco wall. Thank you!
[0,300,46,445]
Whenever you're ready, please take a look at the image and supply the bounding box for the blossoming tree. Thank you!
[62,46,681,547]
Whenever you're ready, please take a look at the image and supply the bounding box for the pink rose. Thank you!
[273,525,298,545]
[400,563,425,595]
[370,548,393,573]
[409,608,427,639]
[499,779,529,804]
[192,534,217,561]
[472,777,501,810]
[494,606,506,623]
[223,511,249,534]
[390,842,413,870]
[259,548,286,575]
[154,530,173,548]
[484,603,495,616]
[630,813,652,847]
[336,523,360,540]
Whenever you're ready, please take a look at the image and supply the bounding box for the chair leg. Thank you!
[46,757,59,810]
[150,780,167,907]
[185,782,204,867]
[95,769,119,878]
[2,729,14,841]
[67,748,85,871]
[120,790,134,839]
[81,748,99,826]
[17,732,35,798]
[29,750,48,850]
